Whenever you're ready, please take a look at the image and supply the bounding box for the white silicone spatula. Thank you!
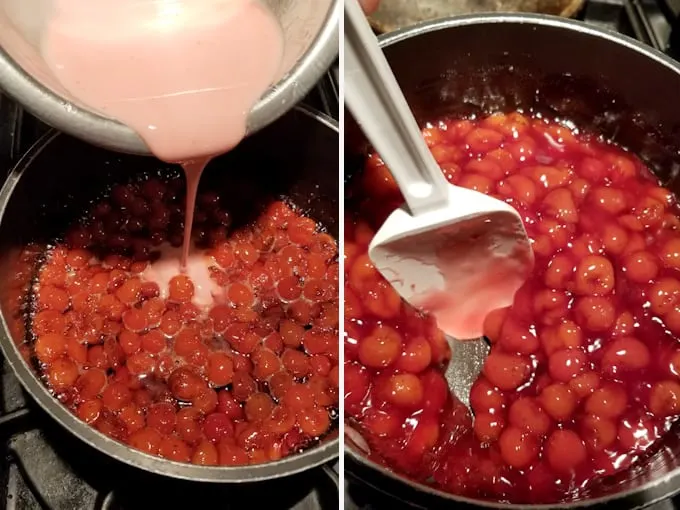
[344,0,534,345]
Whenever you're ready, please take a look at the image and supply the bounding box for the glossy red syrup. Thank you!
[28,175,339,466]
[345,112,680,503]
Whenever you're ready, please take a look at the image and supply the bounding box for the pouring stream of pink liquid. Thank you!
[181,161,206,268]
[40,0,284,273]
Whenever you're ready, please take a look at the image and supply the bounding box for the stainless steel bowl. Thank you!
[345,13,680,509]
[0,0,339,155]
[0,105,339,481]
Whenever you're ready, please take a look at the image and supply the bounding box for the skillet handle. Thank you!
[0,94,23,172]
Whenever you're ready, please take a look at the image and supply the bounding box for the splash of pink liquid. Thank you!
[141,243,221,307]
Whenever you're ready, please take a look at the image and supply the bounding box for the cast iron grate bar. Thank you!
[0,408,31,432]
[0,95,22,176]
[314,62,340,120]
[660,0,680,57]
[626,0,665,49]
[658,0,680,20]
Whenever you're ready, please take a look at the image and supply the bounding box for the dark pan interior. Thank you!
[345,15,680,509]
[12,111,338,248]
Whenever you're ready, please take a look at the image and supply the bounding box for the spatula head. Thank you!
[368,185,534,340]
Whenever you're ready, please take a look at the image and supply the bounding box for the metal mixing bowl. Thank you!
[0,0,339,155]
[345,13,680,509]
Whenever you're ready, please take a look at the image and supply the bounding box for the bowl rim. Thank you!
[0,1,339,156]
[344,11,680,509]
[0,104,339,483]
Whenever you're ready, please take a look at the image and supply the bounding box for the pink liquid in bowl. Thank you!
[40,0,284,162]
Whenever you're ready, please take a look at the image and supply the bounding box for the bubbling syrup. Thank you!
[29,174,340,466]
[345,112,680,504]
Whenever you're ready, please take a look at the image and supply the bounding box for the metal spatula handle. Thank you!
[344,0,449,216]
